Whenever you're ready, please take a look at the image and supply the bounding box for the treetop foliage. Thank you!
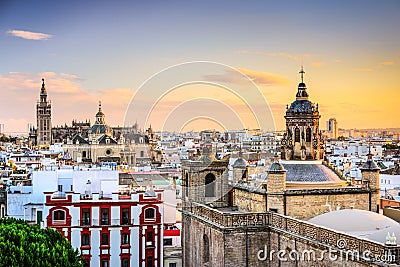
[0,217,82,267]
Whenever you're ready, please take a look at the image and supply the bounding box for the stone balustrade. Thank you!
[185,202,400,264]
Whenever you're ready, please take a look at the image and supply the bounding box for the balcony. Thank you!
[79,218,91,226]
[145,241,155,248]
[77,219,134,227]
[51,192,67,199]
[121,218,134,226]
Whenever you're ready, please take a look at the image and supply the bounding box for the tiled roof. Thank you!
[282,163,342,182]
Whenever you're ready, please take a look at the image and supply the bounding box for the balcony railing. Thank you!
[186,202,400,265]
[51,192,67,199]
[77,219,134,227]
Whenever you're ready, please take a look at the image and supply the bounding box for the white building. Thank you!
[7,167,165,267]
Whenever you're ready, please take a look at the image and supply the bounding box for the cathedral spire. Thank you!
[95,100,105,125]
[40,78,47,102]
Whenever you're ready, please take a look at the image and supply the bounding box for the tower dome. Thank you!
[90,101,112,136]
[281,67,324,161]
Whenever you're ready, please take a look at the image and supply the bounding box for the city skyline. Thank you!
[1,1,399,133]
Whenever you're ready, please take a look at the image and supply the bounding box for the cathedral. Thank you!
[181,68,396,267]
[29,79,153,165]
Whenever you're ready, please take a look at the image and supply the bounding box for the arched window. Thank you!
[204,234,210,263]
[205,173,215,197]
[144,208,155,220]
[306,127,312,142]
[241,169,248,180]
[294,128,300,142]
[53,210,65,221]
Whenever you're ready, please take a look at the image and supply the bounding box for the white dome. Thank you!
[309,209,400,244]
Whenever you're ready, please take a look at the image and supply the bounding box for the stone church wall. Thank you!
[233,187,266,212]
[285,190,371,220]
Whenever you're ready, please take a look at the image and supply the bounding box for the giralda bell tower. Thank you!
[36,78,52,146]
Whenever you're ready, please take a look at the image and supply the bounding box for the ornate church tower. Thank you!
[280,67,324,160]
[36,79,52,145]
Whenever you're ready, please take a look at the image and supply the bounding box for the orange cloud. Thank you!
[7,30,52,40]
[380,61,394,65]
[204,68,290,87]
[310,61,325,67]
[267,52,312,61]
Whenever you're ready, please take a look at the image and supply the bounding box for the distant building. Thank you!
[36,79,52,146]
[29,79,152,166]
[326,117,338,139]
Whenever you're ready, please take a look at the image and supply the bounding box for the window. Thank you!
[53,210,65,221]
[204,234,210,263]
[82,151,87,158]
[101,259,109,267]
[144,208,155,220]
[58,185,63,192]
[295,128,300,142]
[140,151,144,158]
[164,238,173,246]
[241,169,248,180]
[205,173,215,197]
[169,263,177,267]
[147,231,153,242]
[101,233,109,245]
[101,208,109,225]
[121,259,129,267]
[82,208,90,226]
[306,127,312,142]
[122,208,130,225]
[81,233,89,246]
[36,210,42,224]
[121,233,129,245]
[146,257,153,267]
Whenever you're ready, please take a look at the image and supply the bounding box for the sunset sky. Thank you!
[1,0,399,133]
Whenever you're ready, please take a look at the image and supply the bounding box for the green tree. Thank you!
[0,217,82,267]
[0,134,9,143]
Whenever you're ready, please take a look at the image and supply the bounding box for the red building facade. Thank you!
[44,190,164,267]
